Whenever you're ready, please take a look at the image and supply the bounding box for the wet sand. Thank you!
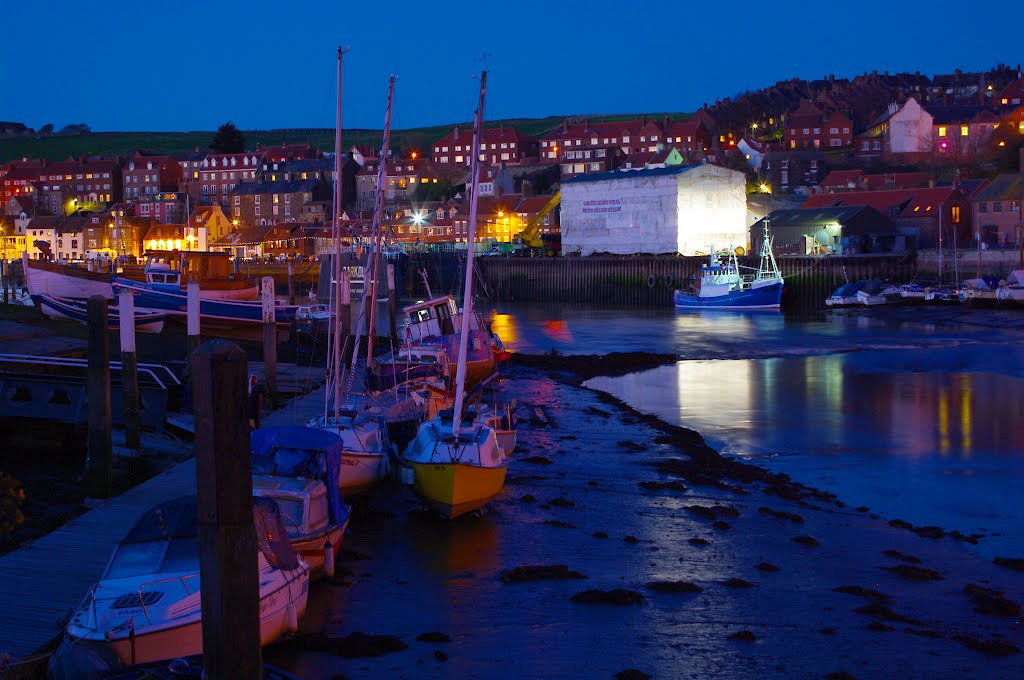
[266,358,1024,679]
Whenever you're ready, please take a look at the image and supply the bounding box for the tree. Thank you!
[210,121,246,154]
[58,123,91,135]
[39,123,54,137]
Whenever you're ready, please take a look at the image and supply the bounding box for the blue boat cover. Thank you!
[250,426,351,531]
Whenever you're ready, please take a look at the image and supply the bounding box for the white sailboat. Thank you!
[401,71,509,519]
[308,52,396,496]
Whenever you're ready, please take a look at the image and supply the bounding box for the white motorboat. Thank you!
[995,270,1024,304]
[296,303,333,321]
[855,280,900,306]
[959,277,999,304]
[62,496,310,666]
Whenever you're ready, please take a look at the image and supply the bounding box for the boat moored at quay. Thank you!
[673,220,784,310]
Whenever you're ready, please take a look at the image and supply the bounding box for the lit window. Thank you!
[938,126,947,137]
[960,126,969,137]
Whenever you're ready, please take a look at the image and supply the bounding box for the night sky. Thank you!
[1,1,1017,132]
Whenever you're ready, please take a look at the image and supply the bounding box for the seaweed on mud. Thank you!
[963,584,1022,617]
[791,535,820,547]
[832,585,891,601]
[720,578,757,588]
[884,564,943,581]
[570,588,644,605]
[501,565,587,582]
[727,630,756,642]
[758,506,805,523]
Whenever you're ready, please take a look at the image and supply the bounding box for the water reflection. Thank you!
[602,354,1022,461]
[588,348,1024,555]
[481,303,1014,362]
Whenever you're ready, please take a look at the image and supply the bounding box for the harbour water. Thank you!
[485,303,1024,558]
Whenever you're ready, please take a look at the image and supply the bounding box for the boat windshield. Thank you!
[264,496,304,535]
[104,497,200,579]
[105,537,199,579]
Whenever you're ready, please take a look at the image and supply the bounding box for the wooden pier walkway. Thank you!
[0,380,329,662]
[0,447,196,661]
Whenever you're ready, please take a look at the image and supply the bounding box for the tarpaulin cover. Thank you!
[250,426,351,531]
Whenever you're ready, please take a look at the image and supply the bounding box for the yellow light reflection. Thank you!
[960,374,972,454]
[938,388,950,456]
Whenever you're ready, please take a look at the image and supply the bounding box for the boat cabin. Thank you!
[253,476,331,540]
[402,295,482,342]
[296,304,332,321]
[142,250,238,287]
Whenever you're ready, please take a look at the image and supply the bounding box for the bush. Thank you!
[0,472,25,535]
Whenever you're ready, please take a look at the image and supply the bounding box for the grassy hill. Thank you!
[0,112,692,163]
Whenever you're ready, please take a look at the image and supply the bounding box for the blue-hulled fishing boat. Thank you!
[673,220,784,310]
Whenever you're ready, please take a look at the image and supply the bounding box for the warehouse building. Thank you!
[560,163,747,256]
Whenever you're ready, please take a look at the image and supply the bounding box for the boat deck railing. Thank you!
[0,354,180,390]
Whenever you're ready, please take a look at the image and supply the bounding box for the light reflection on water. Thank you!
[481,303,1024,556]
[588,351,1024,556]
[482,303,1016,361]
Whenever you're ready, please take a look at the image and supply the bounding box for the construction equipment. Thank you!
[515,190,561,250]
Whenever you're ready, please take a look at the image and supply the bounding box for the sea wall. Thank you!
[475,254,918,308]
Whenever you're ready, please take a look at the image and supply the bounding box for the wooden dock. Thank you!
[0,320,86,357]
[0,447,196,662]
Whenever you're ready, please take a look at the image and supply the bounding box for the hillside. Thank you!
[0,112,693,164]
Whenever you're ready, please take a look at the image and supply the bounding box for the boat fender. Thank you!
[324,540,335,578]
[647,274,656,289]
[664,274,673,288]
[286,599,299,633]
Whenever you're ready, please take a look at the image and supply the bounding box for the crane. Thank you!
[514,189,561,250]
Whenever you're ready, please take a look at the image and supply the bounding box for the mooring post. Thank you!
[287,258,296,305]
[85,296,112,498]
[187,279,201,362]
[387,263,398,346]
[1,258,8,304]
[261,276,277,406]
[118,290,141,450]
[192,340,262,680]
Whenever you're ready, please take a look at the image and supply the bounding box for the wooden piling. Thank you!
[287,259,296,306]
[191,339,262,680]
[387,263,398,345]
[85,296,112,499]
[118,290,141,450]
[186,280,201,362]
[1,259,8,304]
[261,276,277,406]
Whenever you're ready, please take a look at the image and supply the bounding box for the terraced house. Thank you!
[229,178,330,228]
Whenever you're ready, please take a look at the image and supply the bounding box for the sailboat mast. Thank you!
[451,70,487,439]
[365,76,395,369]
[329,46,349,419]
[345,75,395,398]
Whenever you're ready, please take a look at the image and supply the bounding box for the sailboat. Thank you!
[307,50,396,496]
[401,71,509,519]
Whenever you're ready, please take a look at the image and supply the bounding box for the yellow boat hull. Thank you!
[409,461,507,519]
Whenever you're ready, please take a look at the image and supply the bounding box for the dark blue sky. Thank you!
[1,1,1018,132]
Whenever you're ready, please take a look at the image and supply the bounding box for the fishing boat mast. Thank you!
[344,75,395,400]
[451,70,487,439]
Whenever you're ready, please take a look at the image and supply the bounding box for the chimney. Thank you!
[663,115,670,130]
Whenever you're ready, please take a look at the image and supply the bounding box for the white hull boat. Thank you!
[22,252,114,299]
[61,496,310,666]
[307,412,396,496]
